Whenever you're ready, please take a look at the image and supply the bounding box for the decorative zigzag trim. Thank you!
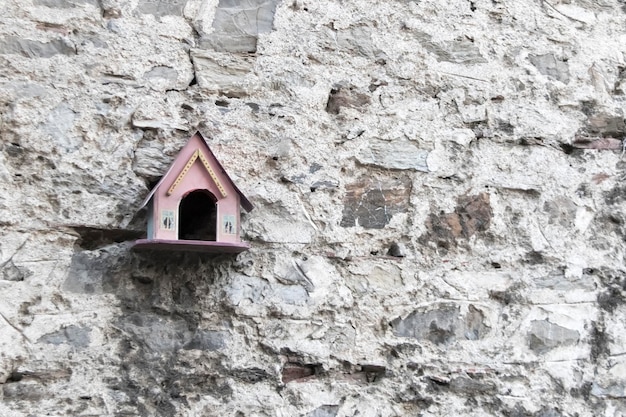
[167,149,228,198]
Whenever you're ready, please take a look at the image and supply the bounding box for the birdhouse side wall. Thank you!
[146,201,155,239]
[217,194,241,243]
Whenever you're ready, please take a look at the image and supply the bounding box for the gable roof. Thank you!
[167,149,228,197]
[139,131,254,212]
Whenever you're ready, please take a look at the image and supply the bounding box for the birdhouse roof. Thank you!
[139,131,254,212]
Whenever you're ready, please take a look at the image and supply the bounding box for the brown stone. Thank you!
[586,113,626,137]
[444,213,463,238]
[281,363,316,383]
[326,86,371,115]
[340,176,411,229]
[457,193,492,238]
[420,192,492,249]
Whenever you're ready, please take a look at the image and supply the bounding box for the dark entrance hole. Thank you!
[178,190,217,241]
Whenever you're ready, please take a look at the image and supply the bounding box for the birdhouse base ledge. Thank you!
[132,239,250,254]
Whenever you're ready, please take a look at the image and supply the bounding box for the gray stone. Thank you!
[231,367,271,383]
[34,0,99,8]
[1,260,28,281]
[205,0,280,53]
[226,275,269,306]
[118,313,193,352]
[391,304,460,344]
[83,36,108,49]
[278,262,314,291]
[536,408,562,417]
[392,304,486,345]
[136,0,187,16]
[543,196,577,227]
[132,142,174,177]
[143,66,179,84]
[106,19,122,32]
[0,36,75,58]
[464,305,487,340]
[528,320,579,354]
[591,382,626,398]
[6,82,48,99]
[184,330,227,351]
[40,102,77,151]
[38,325,91,349]
[534,271,594,291]
[356,140,429,171]
[273,283,309,305]
[335,26,378,58]
[245,200,317,243]
[413,31,487,64]
[437,40,487,64]
[2,382,45,401]
[310,180,339,191]
[529,54,570,84]
[190,50,255,96]
[317,25,379,59]
[308,405,340,417]
[449,376,496,394]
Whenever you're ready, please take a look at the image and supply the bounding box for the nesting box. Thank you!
[133,131,253,253]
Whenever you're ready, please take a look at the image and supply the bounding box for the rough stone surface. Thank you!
[1,0,626,416]
[205,0,281,53]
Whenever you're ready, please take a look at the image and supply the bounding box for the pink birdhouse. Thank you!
[133,131,253,253]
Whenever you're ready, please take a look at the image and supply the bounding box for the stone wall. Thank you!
[1,0,626,415]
